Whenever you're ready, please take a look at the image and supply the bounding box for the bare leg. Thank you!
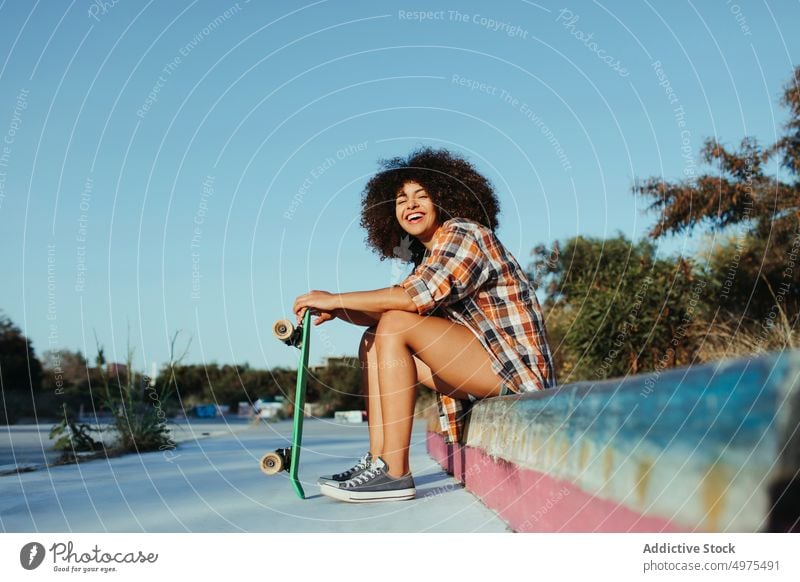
[358,327,384,460]
[374,310,502,477]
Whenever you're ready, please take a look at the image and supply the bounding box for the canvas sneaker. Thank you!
[319,457,416,503]
[317,452,372,485]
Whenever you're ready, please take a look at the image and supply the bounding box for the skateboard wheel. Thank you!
[260,451,285,475]
[273,319,295,342]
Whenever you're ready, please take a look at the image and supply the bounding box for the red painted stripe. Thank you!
[427,432,683,533]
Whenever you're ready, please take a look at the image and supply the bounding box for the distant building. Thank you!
[106,363,128,376]
[310,356,359,373]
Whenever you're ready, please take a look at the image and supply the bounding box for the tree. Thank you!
[314,361,363,415]
[634,67,800,335]
[531,235,708,382]
[102,350,361,418]
[0,312,43,424]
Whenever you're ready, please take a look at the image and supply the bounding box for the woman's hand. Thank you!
[293,290,342,326]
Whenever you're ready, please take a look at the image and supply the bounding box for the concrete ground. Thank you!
[0,417,508,532]
[0,417,246,472]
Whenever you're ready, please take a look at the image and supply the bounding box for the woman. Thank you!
[293,147,555,503]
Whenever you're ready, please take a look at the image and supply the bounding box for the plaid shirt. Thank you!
[399,218,556,444]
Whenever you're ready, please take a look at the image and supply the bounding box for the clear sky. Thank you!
[1,0,798,372]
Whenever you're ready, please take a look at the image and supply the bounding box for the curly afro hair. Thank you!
[360,147,500,264]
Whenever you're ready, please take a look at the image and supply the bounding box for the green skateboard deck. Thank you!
[260,309,311,499]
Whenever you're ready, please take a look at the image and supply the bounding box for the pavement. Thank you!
[0,417,243,472]
[0,416,508,532]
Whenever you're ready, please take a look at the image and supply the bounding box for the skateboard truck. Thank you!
[272,319,302,348]
[260,447,292,474]
[260,310,311,499]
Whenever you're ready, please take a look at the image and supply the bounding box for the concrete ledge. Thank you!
[428,350,800,532]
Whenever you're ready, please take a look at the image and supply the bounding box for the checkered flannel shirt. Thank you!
[399,218,556,444]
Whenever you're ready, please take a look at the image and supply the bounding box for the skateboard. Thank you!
[259,309,311,499]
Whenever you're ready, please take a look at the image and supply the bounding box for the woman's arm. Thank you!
[330,308,381,327]
[336,287,417,313]
[293,287,416,325]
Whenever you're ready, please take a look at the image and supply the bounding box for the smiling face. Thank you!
[395,181,440,248]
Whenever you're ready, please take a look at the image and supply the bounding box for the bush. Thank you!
[531,235,709,382]
[49,407,104,454]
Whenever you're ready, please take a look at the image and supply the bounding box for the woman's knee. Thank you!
[374,309,416,338]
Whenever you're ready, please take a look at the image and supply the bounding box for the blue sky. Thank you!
[1,0,798,372]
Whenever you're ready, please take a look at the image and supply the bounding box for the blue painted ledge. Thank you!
[440,350,800,531]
